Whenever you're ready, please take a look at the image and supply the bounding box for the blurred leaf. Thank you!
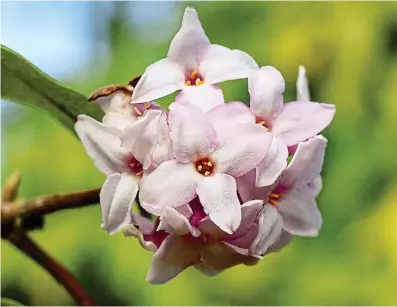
[0,45,104,136]
[1,297,24,306]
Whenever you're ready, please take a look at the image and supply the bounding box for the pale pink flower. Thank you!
[248,66,335,187]
[88,83,160,130]
[74,111,172,234]
[296,65,311,102]
[125,199,265,284]
[131,7,257,112]
[236,135,327,257]
[138,102,271,234]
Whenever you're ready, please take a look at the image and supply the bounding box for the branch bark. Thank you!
[7,231,96,306]
[2,173,97,306]
[1,188,101,226]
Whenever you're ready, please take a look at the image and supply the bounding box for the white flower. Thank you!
[75,110,172,234]
[139,102,271,234]
[248,65,335,187]
[131,7,257,112]
[88,83,160,130]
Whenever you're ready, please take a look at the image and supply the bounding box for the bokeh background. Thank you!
[1,1,397,305]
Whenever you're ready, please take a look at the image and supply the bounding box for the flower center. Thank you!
[268,192,282,206]
[256,116,271,131]
[133,102,154,119]
[194,157,215,176]
[185,71,204,86]
[127,156,143,177]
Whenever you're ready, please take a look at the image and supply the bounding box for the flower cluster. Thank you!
[75,8,335,284]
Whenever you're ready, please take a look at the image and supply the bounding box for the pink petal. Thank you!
[296,65,311,102]
[175,203,193,218]
[198,217,226,239]
[146,234,202,284]
[199,49,258,85]
[176,84,224,113]
[248,66,285,119]
[181,7,202,28]
[255,137,288,187]
[121,110,163,170]
[236,169,273,203]
[307,175,323,197]
[200,242,258,271]
[130,213,155,235]
[75,115,128,175]
[278,186,322,237]
[266,230,293,254]
[91,85,133,115]
[151,111,173,166]
[250,204,283,257]
[213,123,272,177]
[131,58,185,103]
[225,199,264,241]
[226,225,258,251]
[199,200,263,241]
[206,101,255,133]
[139,160,202,215]
[200,44,259,69]
[157,207,201,237]
[200,44,231,61]
[124,224,157,252]
[194,262,223,276]
[196,173,241,234]
[272,101,336,146]
[102,112,136,130]
[222,241,249,256]
[282,135,327,189]
[168,102,219,163]
[100,173,139,235]
[167,8,210,70]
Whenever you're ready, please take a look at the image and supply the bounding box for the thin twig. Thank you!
[2,171,21,202]
[7,231,96,306]
[1,188,101,226]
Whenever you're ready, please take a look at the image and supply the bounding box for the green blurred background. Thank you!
[1,2,397,305]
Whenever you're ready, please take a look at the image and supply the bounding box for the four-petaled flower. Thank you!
[131,7,257,112]
[248,65,335,187]
[139,102,272,233]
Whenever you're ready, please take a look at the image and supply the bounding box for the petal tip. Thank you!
[145,269,168,285]
[298,65,307,75]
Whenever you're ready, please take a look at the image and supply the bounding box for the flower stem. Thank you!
[1,188,101,226]
[7,231,96,306]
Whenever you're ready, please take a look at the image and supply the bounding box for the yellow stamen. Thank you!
[136,171,143,176]
[204,171,211,176]
[270,193,281,199]
[197,165,203,171]
[269,199,278,206]
[257,120,265,126]
[134,106,142,116]
[195,78,204,86]
[190,71,198,79]
[207,161,213,167]
[186,80,192,86]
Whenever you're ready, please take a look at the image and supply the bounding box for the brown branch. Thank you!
[7,231,96,306]
[1,188,100,226]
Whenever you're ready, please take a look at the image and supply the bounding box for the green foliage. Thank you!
[1,297,24,306]
[1,45,103,136]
